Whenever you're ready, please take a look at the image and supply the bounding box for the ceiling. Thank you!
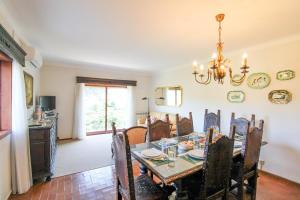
[2,0,300,71]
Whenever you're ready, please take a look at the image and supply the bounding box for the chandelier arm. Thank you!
[194,70,211,85]
[229,70,247,83]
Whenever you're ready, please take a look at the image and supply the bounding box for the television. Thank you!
[39,96,56,111]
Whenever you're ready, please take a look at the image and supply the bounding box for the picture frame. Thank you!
[268,90,292,104]
[227,91,245,103]
[276,70,295,81]
[24,71,34,108]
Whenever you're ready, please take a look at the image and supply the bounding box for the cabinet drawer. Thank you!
[30,129,49,141]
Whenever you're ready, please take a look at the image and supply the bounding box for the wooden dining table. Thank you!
[131,132,267,186]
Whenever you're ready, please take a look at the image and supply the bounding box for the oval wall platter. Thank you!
[268,90,292,104]
[227,91,245,103]
[247,73,271,89]
[276,70,295,81]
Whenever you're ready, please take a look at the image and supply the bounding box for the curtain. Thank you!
[126,86,136,128]
[11,61,32,194]
[72,83,86,139]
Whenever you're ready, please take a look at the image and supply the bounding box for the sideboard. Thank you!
[29,114,58,181]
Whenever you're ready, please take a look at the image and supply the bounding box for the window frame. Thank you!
[84,83,127,135]
[0,52,12,140]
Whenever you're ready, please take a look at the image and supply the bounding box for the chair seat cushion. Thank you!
[135,175,166,200]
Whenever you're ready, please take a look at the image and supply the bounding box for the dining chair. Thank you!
[112,123,168,200]
[203,109,221,133]
[182,127,236,200]
[147,114,171,142]
[230,120,264,200]
[230,113,256,137]
[127,126,147,145]
[176,112,194,137]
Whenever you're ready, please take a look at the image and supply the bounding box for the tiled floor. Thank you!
[9,163,300,200]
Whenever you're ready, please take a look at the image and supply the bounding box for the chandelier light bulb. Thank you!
[212,53,217,59]
[243,53,248,59]
[200,64,204,71]
[193,60,198,67]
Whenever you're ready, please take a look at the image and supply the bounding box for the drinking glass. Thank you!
[167,145,177,167]
[160,138,168,155]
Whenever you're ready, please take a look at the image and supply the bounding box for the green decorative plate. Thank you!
[276,70,295,81]
[227,91,245,103]
[247,73,271,89]
[268,90,292,104]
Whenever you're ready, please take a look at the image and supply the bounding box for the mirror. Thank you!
[155,86,182,106]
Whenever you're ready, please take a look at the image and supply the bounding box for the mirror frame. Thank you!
[154,85,183,107]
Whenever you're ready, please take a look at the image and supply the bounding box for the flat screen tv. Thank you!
[39,96,56,111]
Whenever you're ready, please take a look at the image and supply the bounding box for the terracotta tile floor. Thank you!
[9,164,300,200]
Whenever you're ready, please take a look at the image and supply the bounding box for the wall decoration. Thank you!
[230,75,243,86]
[247,73,271,89]
[24,71,34,108]
[227,91,245,103]
[276,70,295,81]
[268,90,292,104]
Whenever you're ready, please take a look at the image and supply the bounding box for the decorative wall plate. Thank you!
[230,74,243,86]
[276,70,295,80]
[227,91,245,103]
[268,90,292,104]
[247,73,271,89]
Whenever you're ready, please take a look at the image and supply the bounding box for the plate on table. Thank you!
[187,149,205,160]
[158,138,178,146]
[178,141,194,150]
[189,132,206,138]
[234,141,243,148]
[141,148,162,159]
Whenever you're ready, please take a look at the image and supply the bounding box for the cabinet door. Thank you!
[30,140,50,176]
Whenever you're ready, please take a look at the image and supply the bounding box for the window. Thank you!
[84,85,128,135]
[0,52,12,139]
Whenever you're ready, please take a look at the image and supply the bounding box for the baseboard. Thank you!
[5,190,12,200]
[259,170,300,186]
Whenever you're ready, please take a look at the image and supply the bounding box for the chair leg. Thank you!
[237,178,244,200]
[248,174,258,200]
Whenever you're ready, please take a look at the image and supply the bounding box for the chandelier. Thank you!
[192,14,250,85]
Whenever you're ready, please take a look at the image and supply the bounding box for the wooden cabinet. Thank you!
[29,115,58,181]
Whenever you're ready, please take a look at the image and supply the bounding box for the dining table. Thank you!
[130,132,267,190]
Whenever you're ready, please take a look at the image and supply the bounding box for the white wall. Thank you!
[0,135,11,200]
[40,64,151,139]
[150,36,300,183]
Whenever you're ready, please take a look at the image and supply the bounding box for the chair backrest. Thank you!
[203,109,221,132]
[242,120,264,172]
[112,123,135,200]
[147,114,171,142]
[230,113,255,137]
[126,126,147,145]
[176,112,194,136]
[201,127,235,197]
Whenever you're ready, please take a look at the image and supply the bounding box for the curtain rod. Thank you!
[76,76,137,86]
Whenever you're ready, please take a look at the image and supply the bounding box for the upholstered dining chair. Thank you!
[112,123,168,200]
[203,109,221,133]
[176,112,194,137]
[147,114,171,142]
[230,120,264,200]
[230,113,256,136]
[181,127,236,199]
[127,126,147,145]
